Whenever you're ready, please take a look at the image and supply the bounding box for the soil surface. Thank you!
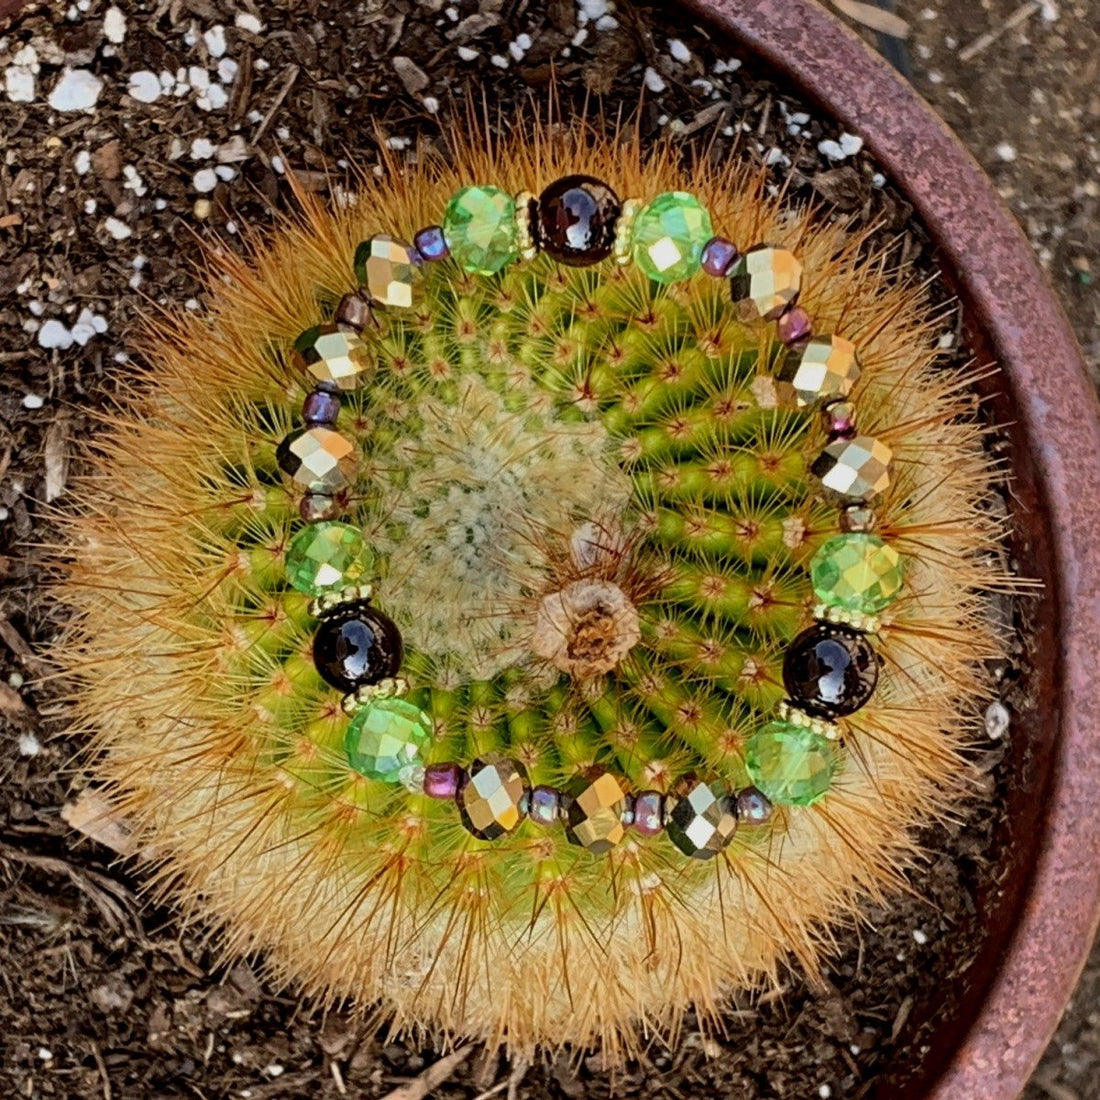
[0,1,1091,1098]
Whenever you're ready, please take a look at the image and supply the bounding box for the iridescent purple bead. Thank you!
[299,493,339,522]
[414,225,449,262]
[777,305,813,346]
[423,762,465,800]
[302,388,341,426]
[631,790,665,836]
[528,785,562,826]
[701,236,740,278]
[334,292,374,331]
[821,400,857,440]
[736,786,773,826]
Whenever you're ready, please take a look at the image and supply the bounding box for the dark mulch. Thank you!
[0,2,1027,1097]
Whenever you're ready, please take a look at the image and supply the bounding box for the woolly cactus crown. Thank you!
[55,117,1007,1058]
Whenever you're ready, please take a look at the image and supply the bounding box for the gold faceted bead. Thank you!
[810,434,893,503]
[353,234,422,309]
[564,769,628,854]
[776,335,860,408]
[730,245,803,320]
[276,426,357,494]
[665,774,738,859]
[458,755,528,841]
[293,324,373,392]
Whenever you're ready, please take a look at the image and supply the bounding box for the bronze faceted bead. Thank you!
[665,775,738,859]
[811,434,893,504]
[777,335,860,409]
[564,769,628,854]
[353,234,422,309]
[292,324,373,392]
[458,756,528,841]
[730,245,803,320]
[276,426,357,493]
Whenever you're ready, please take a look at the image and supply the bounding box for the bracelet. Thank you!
[271,175,903,860]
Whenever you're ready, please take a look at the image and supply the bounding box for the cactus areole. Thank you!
[57,121,1013,1056]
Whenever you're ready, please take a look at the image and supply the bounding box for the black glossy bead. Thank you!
[782,623,879,718]
[312,601,403,693]
[536,175,621,266]
[302,388,341,426]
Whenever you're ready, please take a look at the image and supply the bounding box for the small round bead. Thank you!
[299,493,340,522]
[528,785,562,826]
[423,762,465,800]
[821,400,858,439]
[302,388,341,426]
[312,601,403,694]
[413,224,449,262]
[839,504,878,533]
[736,786,774,825]
[700,236,740,277]
[334,292,374,332]
[782,622,879,719]
[776,305,813,345]
[536,175,621,267]
[631,790,665,836]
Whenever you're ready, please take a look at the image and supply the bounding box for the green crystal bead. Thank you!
[442,185,518,276]
[285,521,375,596]
[344,697,433,782]
[744,721,836,806]
[630,191,713,284]
[811,533,903,614]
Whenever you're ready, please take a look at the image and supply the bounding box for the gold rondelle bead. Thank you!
[775,700,841,740]
[612,199,642,265]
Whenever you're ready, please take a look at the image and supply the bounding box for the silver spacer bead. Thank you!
[514,190,538,262]
[612,198,642,265]
[309,583,374,619]
[775,699,842,740]
[813,602,882,634]
[341,676,411,714]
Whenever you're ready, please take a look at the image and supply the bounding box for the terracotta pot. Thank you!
[677,1,1100,1096]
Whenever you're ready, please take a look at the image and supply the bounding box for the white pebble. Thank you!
[128,70,161,103]
[456,46,478,61]
[490,54,509,69]
[23,393,45,409]
[995,142,1017,163]
[188,65,210,92]
[839,132,863,156]
[668,38,691,63]
[985,699,1010,740]
[218,58,238,84]
[508,40,526,61]
[577,0,613,23]
[423,95,439,114]
[38,319,74,350]
[235,12,263,33]
[104,217,132,240]
[871,171,886,188]
[594,14,618,30]
[818,1087,832,1099]
[83,198,97,213]
[193,168,218,192]
[103,5,127,43]
[204,25,227,58]
[5,64,36,104]
[18,732,41,757]
[201,84,228,110]
[38,1048,53,1062]
[74,149,91,174]
[48,68,103,112]
[643,66,666,93]
[913,929,929,945]
[214,165,236,181]
[818,138,845,161]
[263,1065,284,1078]
[270,155,285,174]
[191,137,215,159]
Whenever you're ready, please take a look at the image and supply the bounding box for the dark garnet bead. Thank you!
[312,601,403,693]
[536,175,621,266]
[782,623,879,718]
[302,388,341,426]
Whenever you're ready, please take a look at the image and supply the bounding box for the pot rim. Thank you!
[680,0,1100,1095]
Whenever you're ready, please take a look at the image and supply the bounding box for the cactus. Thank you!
[54,119,1008,1058]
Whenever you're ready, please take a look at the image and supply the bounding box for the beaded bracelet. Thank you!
[272,175,903,860]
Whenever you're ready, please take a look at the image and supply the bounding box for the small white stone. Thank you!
[83,198,97,213]
[995,142,1017,163]
[668,38,690,62]
[218,58,238,84]
[490,54,509,69]
[128,70,161,103]
[188,65,210,91]
[818,1087,832,1100]
[871,171,886,188]
[191,137,215,159]
[214,164,236,181]
[263,1065,284,1078]
[202,83,228,110]
[456,46,478,61]
[577,0,612,23]
[104,216,132,240]
[985,699,1010,740]
[270,155,285,174]
[913,929,929,945]
[423,95,439,114]
[594,14,618,30]
[38,1048,53,1062]
[839,132,863,156]
[18,732,41,756]
[235,12,263,33]
[818,138,845,161]
[5,65,36,103]
[643,66,666,93]
[193,167,218,192]
[103,5,127,43]
[74,148,91,174]
[204,25,227,58]
[48,68,104,112]
[764,146,789,168]
[23,393,45,409]
[38,319,74,349]
[508,40,525,61]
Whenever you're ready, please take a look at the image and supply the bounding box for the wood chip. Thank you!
[829,0,910,38]
[379,1046,472,1100]
[0,680,27,715]
[43,409,70,502]
[61,789,138,856]
[393,55,430,96]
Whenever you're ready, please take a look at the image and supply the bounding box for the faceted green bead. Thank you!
[811,533,903,614]
[285,521,374,596]
[442,185,518,276]
[630,191,713,284]
[744,721,836,806]
[344,697,433,783]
